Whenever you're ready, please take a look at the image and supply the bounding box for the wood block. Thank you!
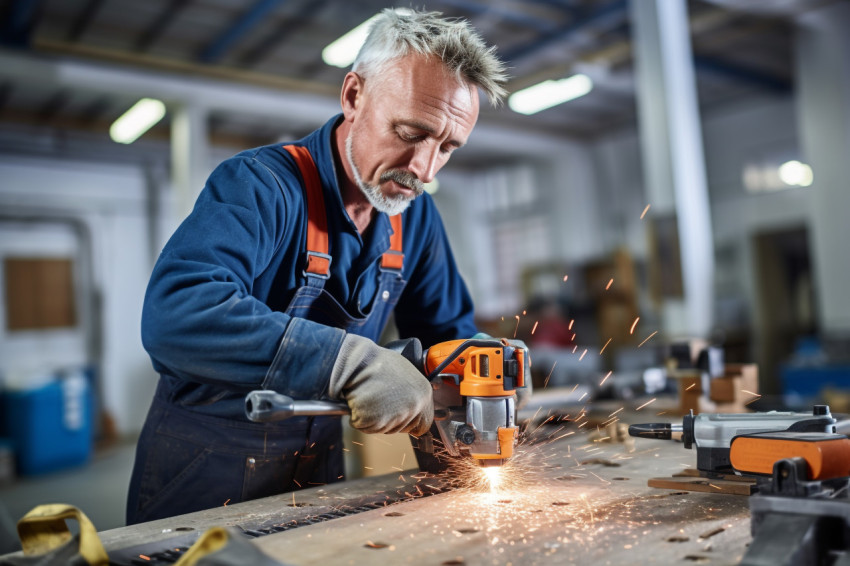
[710,376,739,403]
[648,470,756,495]
[725,364,758,390]
[710,364,759,405]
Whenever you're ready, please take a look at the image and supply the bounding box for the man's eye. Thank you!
[398,130,423,142]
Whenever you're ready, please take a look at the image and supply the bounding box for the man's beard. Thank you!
[345,134,424,216]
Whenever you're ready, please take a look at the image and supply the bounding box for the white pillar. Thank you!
[795,3,850,337]
[630,0,714,339]
[170,102,210,220]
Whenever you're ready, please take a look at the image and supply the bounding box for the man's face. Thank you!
[344,54,480,214]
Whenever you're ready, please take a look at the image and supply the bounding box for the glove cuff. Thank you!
[329,333,376,400]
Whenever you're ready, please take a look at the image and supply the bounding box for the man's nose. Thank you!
[408,144,441,183]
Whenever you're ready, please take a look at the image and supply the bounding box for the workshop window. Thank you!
[472,164,552,317]
[4,257,77,331]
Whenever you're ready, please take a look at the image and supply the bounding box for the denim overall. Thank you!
[126,145,406,524]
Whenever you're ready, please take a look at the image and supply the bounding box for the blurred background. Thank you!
[0,0,848,540]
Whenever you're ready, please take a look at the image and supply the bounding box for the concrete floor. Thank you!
[0,438,137,553]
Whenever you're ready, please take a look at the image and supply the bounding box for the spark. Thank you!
[588,470,611,485]
[531,321,539,335]
[608,407,624,418]
[572,345,578,353]
[364,466,374,470]
[352,441,364,446]
[552,432,575,441]
[741,389,759,397]
[629,317,640,334]
[579,392,587,401]
[563,275,569,282]
[640,204,651,219]
[223,499,230,506]
[600,338,612,354]
[544,361,557,388]
[579,348,588,361]
[685,383,696,391]
[605,278,614,290]
[638,331,658,348]
[514,315,521,337]
[635,398,657,411]
[571,332,577,341]
[600,371,613,386]
[569,319,575,330]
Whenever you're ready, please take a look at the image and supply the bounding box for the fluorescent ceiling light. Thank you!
[322,8,413,68]
[109,98,166,144]
[778,160,814,187]
[508,74,593,115]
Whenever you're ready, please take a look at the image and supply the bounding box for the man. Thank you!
[127,8,509,524]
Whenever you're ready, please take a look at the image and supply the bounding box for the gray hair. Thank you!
[352,8,508,107]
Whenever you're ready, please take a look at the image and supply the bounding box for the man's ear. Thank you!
[340,72,364,120]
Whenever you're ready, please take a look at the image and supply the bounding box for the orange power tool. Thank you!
[245,338,528,468]
[417,338,526,467]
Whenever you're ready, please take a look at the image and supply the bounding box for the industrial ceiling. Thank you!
[0,0,837,163]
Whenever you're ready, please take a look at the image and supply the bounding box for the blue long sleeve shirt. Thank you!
[141,115,477,417]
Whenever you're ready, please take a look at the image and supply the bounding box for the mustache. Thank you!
[380,169,425,195]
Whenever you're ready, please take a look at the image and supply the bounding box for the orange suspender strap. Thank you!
[382,214,404,271]
[283,144,331,278]
[283,143,404,276]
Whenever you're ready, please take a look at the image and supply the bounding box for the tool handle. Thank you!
[245,390,349,422]
[628,422,683,439]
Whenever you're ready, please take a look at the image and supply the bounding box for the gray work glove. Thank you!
[329,334,434,436]
[473,333,533,410]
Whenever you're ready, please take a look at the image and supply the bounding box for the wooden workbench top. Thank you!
[253,429,752,565]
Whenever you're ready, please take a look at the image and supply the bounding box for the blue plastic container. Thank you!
[3,371,94,476]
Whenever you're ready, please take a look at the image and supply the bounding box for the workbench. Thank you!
[89,398,753,566]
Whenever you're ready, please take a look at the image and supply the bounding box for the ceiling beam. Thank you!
[66,0,105,43]
[31,38,339,98]
[135,0,191,52]
[237,0,327,67]
[694,55,792,93]
[501,0,627,64]
[0,0,43,47]
[438,0,560,33]
[198,0,288,64]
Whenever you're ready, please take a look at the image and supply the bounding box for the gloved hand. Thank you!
[473,332,533,410]
[329,333,434,436]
